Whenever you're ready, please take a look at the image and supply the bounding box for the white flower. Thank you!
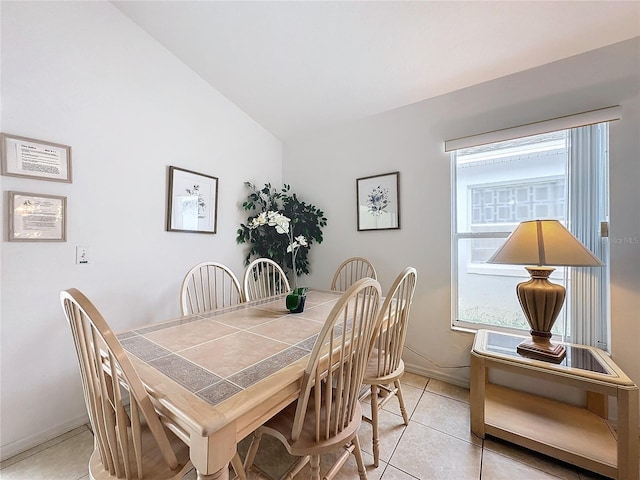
[248,212,268,229]
[249,211,294,237]
[287,235,308,253]
[247,210,308,288]
[264,211,290,234]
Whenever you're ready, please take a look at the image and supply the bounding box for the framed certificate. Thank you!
[8,191,67,241]
[1,133,72,182]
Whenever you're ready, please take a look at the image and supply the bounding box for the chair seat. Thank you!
[89,422,192,480]
[362,349,405,385]
[259,396,363,457]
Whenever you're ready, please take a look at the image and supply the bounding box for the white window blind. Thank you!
[568,124,610,349]
[444,106,621,152]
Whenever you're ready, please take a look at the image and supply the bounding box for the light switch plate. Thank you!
[76,246,90,264]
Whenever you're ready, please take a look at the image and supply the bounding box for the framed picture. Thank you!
[1,133,72,182]
[8,191,67,241]
[167,166,218,234]
[356,171,400,231]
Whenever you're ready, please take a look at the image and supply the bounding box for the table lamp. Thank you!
[487,219,604,362]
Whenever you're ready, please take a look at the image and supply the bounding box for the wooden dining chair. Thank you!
[244,277,382,480]
[360,267,417,467]
[180,261,244,315]
[60,288,194,480]
[242,257,291,301]
[330,257,377,291]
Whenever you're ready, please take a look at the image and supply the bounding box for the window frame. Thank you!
[451,129,609,346]
[447,108,618,347]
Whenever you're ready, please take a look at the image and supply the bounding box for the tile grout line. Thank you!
[382,386,427,479]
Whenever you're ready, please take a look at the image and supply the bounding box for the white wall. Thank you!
[2,1,638,461]
[0,1,282,459]
[284,38,640,403]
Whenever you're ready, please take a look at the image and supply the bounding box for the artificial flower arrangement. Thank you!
[237,182,327,309]
[247,210,308,289]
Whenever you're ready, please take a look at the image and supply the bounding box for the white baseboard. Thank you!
[0,413,90,462]
[404,361,470,390]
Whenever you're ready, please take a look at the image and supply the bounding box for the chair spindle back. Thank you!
[180,262,243,315]
[243,258,291,301]
[292,278,382,443]
[330,257,377,292]
[60,288,182,479]
[372,267,417,377]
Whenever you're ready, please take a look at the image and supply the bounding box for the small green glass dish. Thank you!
[286,287,309,313]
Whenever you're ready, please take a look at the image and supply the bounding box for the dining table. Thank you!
[118,289,346,480]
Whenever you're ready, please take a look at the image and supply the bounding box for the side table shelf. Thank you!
[470,329,639,480]
[484,383,617,477]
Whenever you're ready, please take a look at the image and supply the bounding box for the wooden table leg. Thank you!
[586,391,608,418]
[616,387,639,480]
[196,469,229,480]
[470,352,486,438]
[190,423,237,480]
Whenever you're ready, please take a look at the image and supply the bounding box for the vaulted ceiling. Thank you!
[113,1,640,140]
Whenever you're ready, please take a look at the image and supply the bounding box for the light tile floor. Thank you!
[0,374,625,479]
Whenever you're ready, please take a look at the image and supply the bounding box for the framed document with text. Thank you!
[1,133,72,182]
[8,191,67,241]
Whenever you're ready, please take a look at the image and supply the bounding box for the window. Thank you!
[450,122,611,349]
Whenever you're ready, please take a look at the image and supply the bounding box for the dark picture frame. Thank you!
[166,166,218,234]
[1,133,72,182]
[356,171,400,231]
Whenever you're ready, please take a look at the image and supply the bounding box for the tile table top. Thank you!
[119,290,342,407]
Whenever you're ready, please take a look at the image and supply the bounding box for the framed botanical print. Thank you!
[167,166,218,234]
[356,171,400,231]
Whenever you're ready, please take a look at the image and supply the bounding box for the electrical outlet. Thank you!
[76,246,90,264]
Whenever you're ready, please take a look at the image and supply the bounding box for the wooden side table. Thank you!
[470,329,639,479]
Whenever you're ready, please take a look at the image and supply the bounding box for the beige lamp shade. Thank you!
[488,219,604,267]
